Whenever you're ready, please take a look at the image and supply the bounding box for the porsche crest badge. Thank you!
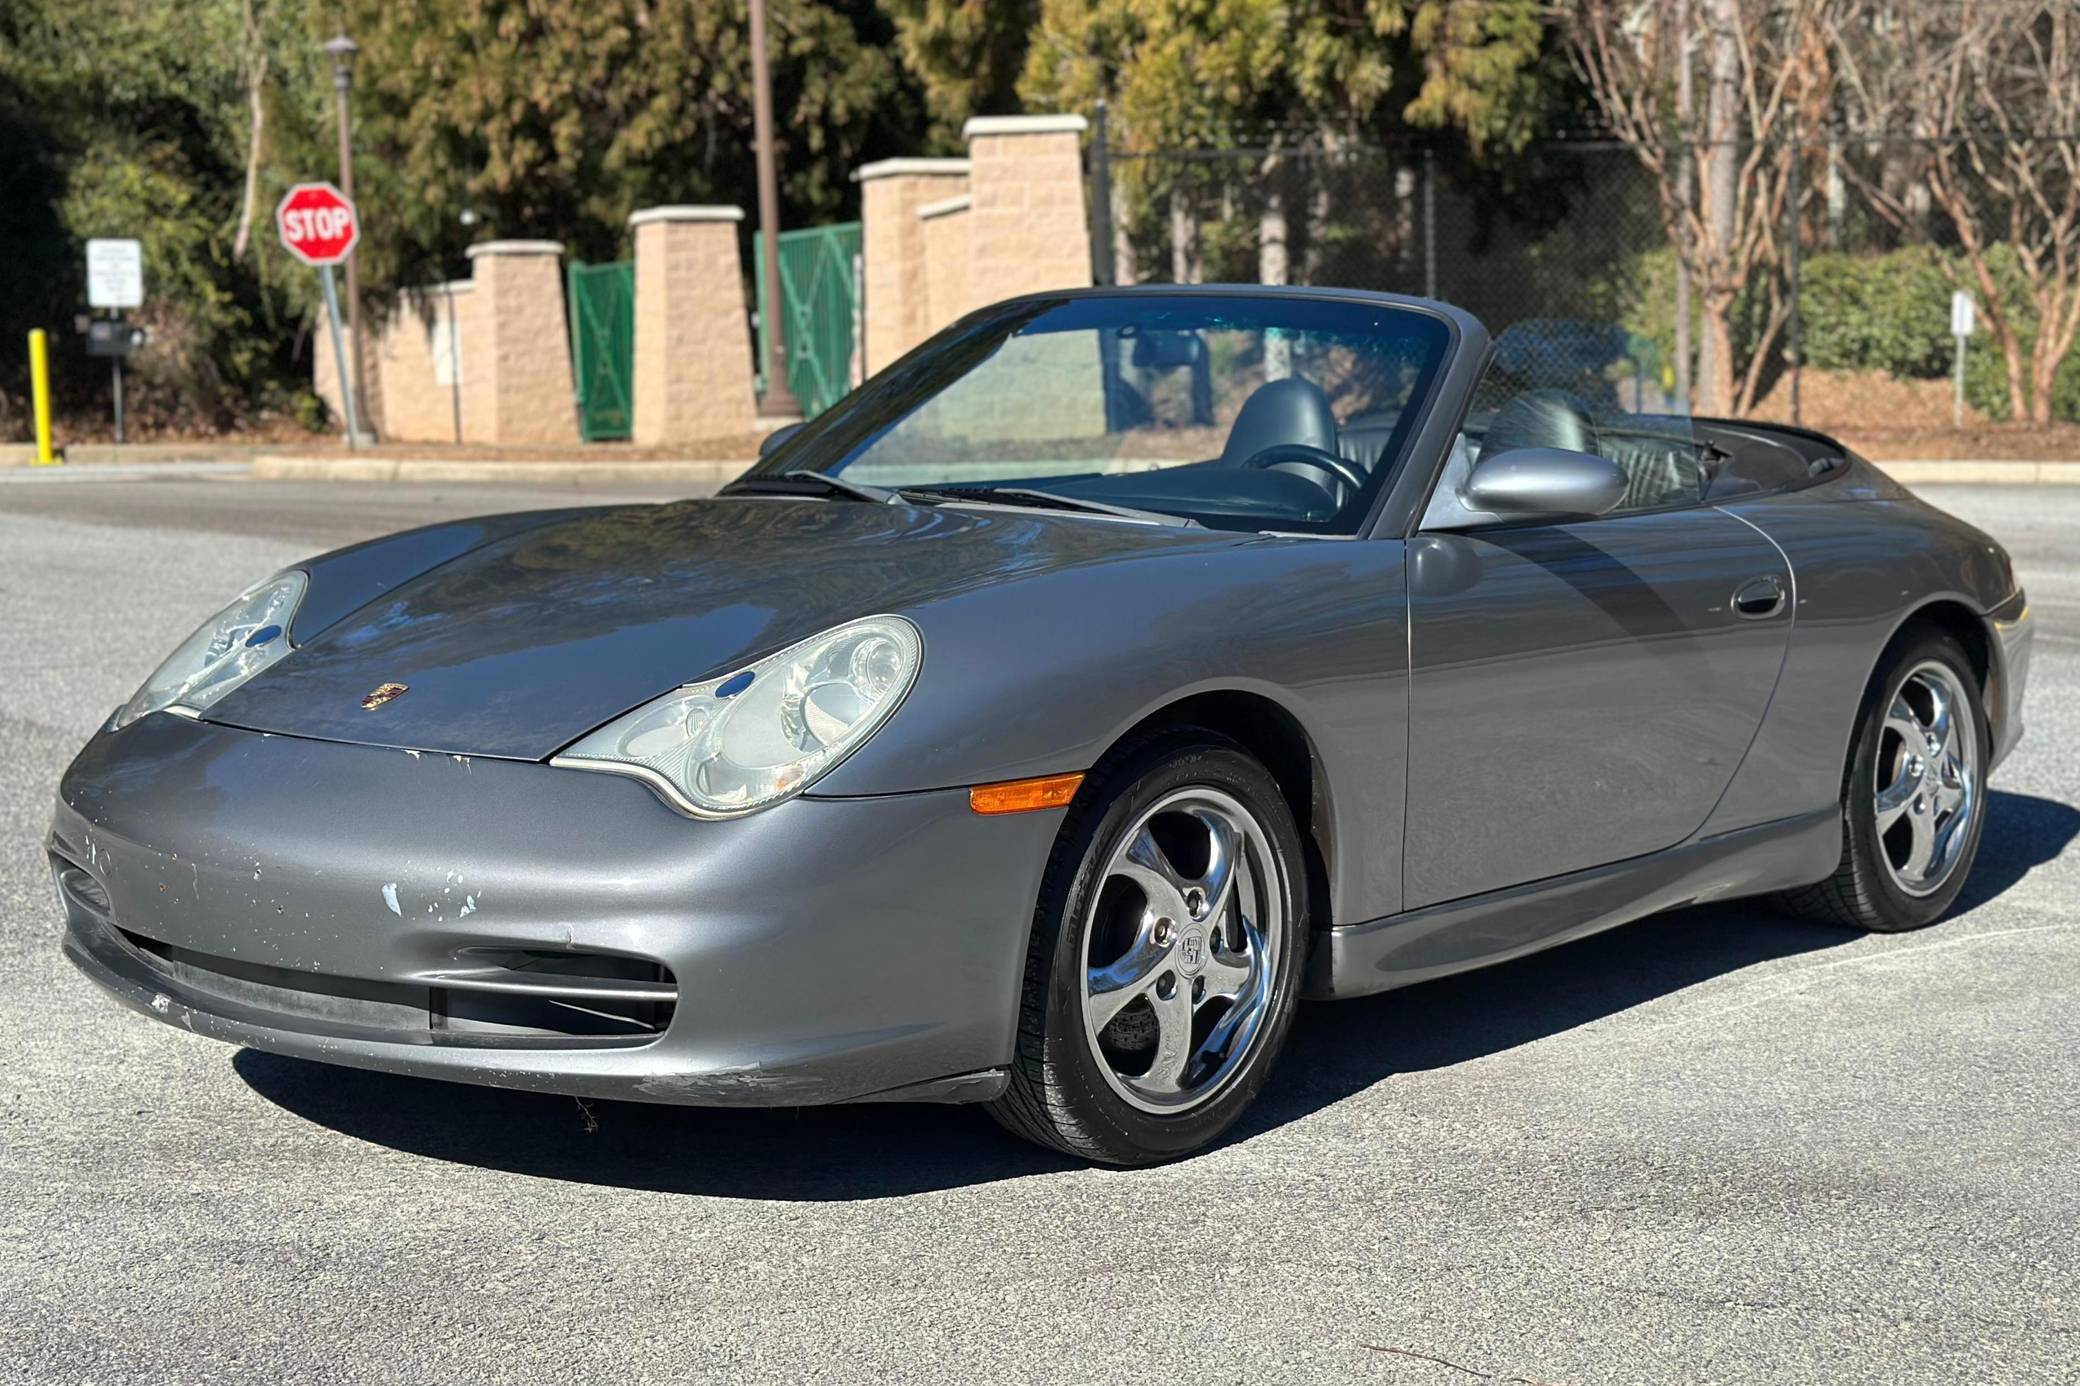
[361,682,409,711]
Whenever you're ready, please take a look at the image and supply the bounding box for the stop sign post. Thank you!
[276,182,366,446]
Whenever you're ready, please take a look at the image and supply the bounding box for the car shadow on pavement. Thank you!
[235,790,2076,1198]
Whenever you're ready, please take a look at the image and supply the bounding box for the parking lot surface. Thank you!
[2,475,2074,1384]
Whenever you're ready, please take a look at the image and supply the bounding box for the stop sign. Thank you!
[275,182,360,267]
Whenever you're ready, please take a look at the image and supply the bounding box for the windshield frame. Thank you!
[744,285,1477,540]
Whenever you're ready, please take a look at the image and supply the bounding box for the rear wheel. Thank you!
[1782,632,1988,931]
[989,733,1308,1164]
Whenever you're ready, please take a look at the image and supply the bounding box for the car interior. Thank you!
[860,316,1843,534]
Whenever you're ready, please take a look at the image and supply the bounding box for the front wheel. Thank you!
[989,733,1308,1164]
[1781,631,1989,931]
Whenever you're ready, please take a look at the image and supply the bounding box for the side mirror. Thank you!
[758,422,804,458]
[1461,447,1627,520]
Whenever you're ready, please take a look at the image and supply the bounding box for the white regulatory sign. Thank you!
[1950,290,1976,338]
[86,238,145,310]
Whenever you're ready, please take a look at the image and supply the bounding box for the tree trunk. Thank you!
[1699,0,1742,415]
[2030,284,2080,426]
[1674,0,1696,410]
[2031,326,2056,426]
[1991,318,2031,424]
[230,0,267,263]
[1700,289,1738,420]
[1260,155,1291,380]
[1114,218,1137,287]
[1169,188,1196,284]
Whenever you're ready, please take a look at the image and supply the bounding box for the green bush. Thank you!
[1797,249,1954,379]
[1942,244,2080,423]
[1606,240,2078,423]
[1963,335,2080,422]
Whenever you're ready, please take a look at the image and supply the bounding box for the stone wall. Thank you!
[372,284,471,443]
[856,158,970,374]
[963,115,1093,309]
[628,206,756,446]
[919,194,973,332]
[314,243,573,445]
[320,112,1095,447]
[463,241,578,445]
[856,114,1093,374]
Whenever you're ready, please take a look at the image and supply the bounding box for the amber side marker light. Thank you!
[969,771,1085,815]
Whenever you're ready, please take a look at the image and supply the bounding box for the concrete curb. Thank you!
[13,447,2080,489]
[0,443,269,468]
[248,455,751,487]
[1872,459,2080,485]
[248,454,2080,488]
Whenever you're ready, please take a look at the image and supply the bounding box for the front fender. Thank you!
[813,536,1413,922]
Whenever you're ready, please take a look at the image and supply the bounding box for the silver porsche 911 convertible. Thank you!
[50,286,2033,1164]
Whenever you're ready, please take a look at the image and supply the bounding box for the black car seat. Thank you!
[1481,388,1597,457]
[1335,409,1404,474]
[1219,376,1343,495]
[1482,388,1699,512]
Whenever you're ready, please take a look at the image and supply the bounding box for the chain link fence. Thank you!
[1089,119,2080,437]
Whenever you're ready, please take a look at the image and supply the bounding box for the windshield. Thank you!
[748,293,1454,535]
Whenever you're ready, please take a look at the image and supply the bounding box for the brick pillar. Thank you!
[855,158,970,374]
[627,206,756,446]
[462,239,578,445]
[919,194,973,331]
[963,115,1092,302]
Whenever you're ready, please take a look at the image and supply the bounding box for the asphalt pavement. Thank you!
[1,474,2074,1384]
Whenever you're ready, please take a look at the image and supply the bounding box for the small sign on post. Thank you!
[275,181,364,448]
[1950,290,1976,428]
[86,239,144,310]
[84,239,145,443]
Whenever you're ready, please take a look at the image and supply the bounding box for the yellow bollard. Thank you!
[29,328,58,464]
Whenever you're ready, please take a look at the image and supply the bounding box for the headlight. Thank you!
[112,571,308,730]
[551,615,922,818]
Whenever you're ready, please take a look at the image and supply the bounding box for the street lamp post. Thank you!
[748,0,802,422]
[324,31,374,445]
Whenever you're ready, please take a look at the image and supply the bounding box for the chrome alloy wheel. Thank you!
[1080,787,1283,1115]
[1875,660,1979,897]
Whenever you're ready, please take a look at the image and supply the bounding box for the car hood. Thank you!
[205,497,1243,760]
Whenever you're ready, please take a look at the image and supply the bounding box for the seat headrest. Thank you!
[1219,376,1339,466]
[1483,389,1596,458]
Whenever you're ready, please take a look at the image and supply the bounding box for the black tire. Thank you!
[1780,630,1989,932]
[988,730,1309,1165]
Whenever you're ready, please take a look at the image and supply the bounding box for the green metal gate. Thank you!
[754,221,862,417]
[568,259,635,441]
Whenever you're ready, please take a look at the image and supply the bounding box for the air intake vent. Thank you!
[114,928,676,1046]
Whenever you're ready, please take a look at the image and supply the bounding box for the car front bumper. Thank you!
[1990,588,2033,771]
[51,715,1066,1106]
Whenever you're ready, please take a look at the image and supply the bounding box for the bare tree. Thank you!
[1572,0,1839,415]
[229,0,268,263]
[1839,1,2080,424]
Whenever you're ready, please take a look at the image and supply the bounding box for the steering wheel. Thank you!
[1238,442,1368,496]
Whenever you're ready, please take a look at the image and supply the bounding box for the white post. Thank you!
[1949,290,1975,429]
[1953,333,1966,429]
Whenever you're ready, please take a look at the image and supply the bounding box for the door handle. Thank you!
[1732,575,1787,620]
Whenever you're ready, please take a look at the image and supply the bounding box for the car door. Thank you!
[1401,477,1794,911]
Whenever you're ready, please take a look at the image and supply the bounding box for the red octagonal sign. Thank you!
[275,181,359,267]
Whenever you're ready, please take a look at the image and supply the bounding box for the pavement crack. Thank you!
[1362,1343,1563,1384]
